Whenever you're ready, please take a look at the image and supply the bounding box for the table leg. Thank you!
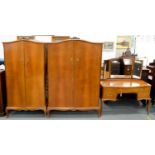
[146,99,151,115]
[98,99,103,117]
[5,109,9,118]
[98,109,102,117]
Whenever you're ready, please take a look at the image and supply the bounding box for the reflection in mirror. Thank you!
[133,60,143,79]
[109,58,133,79]
[103,60,110,79]
[103,58,143,79]
[111,60,121,75]
[121,58,133,76]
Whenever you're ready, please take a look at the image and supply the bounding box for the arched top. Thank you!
[3,39,46,45]
[3,39,103,46]
[47,39,103,45]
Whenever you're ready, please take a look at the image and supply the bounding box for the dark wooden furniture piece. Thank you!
[141,68,150,82]
[100,79,151,114]
[0,70,6,116]
[52,36,70,42]
[3,40,46,116]
[147,60,155,103]
[47,40,102,116]
[17,36,35,40]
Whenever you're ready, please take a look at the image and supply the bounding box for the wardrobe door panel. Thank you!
[24,41,45,108]
[74,41,102,108]
[4,41,25,108]
[48,41,74,108]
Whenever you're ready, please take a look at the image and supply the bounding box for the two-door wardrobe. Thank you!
[47,40,102,116]
[3,40,46,115]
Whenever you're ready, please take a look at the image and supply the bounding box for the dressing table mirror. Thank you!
[103,58,143,79]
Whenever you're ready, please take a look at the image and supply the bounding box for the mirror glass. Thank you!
[132,60,143,79]
[110,58,133,78]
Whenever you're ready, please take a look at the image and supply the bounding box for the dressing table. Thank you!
[100,79,151,114]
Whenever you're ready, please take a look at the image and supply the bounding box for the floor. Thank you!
[1,99,155,120]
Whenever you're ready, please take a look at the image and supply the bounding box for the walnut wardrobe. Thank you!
[3,39,102,116]
[47,40,102,116]
[3,40,46,115]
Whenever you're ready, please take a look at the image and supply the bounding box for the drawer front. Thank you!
[116,88,139,94]
[102,86,151,100]
[102,88,117,100]
[137,87,151,99]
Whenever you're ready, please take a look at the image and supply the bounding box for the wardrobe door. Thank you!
[3,41,26,108]
[47,41,74,108]
[74,40,102,108]
[24,41,45,108]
